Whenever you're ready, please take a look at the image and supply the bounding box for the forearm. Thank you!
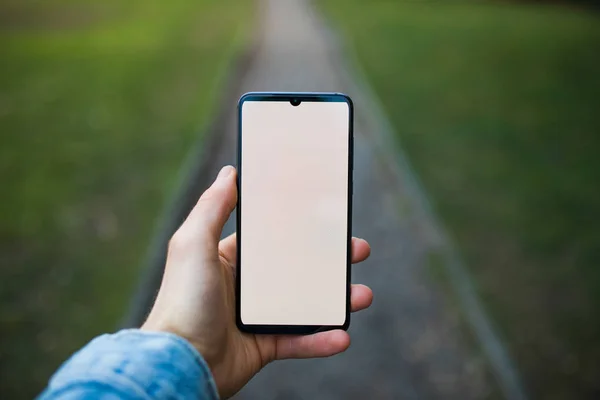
[40,329,218,400]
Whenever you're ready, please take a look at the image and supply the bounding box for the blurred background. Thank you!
[1,0,598,399]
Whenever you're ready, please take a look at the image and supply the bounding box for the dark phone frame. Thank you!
[236,92,354,335]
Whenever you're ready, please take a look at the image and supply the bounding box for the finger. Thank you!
[351,238,371,263]
[174,166,237,254]
[218,235,370,266]
[351,284,373,312]
[274,330,350,360]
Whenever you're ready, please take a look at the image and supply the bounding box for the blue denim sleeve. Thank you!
[39,329,219,400]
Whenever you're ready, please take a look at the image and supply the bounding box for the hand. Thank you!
[142,166,373,398]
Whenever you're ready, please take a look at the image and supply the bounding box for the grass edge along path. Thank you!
[319,3,525,399]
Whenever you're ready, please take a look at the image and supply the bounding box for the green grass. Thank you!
[0,0,251,397]
[321,1,600,398]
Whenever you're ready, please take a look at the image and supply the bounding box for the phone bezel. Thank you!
[236,92,354,335]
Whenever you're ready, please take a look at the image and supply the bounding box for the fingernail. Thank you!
[217,165,234,180]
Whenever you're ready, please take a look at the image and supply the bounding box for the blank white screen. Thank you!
[240,100,350,326]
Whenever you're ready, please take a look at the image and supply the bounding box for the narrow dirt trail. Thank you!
[190,0,492,398]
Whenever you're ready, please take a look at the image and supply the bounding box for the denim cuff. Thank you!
[41,329,219,399]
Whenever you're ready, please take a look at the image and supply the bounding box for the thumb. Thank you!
[177,166,237,254]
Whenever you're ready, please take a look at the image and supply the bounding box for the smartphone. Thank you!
[236,92,353,335]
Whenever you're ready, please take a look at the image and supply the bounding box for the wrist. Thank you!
[140,321,227,390]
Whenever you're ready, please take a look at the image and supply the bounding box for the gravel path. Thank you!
[191,0,493,398]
